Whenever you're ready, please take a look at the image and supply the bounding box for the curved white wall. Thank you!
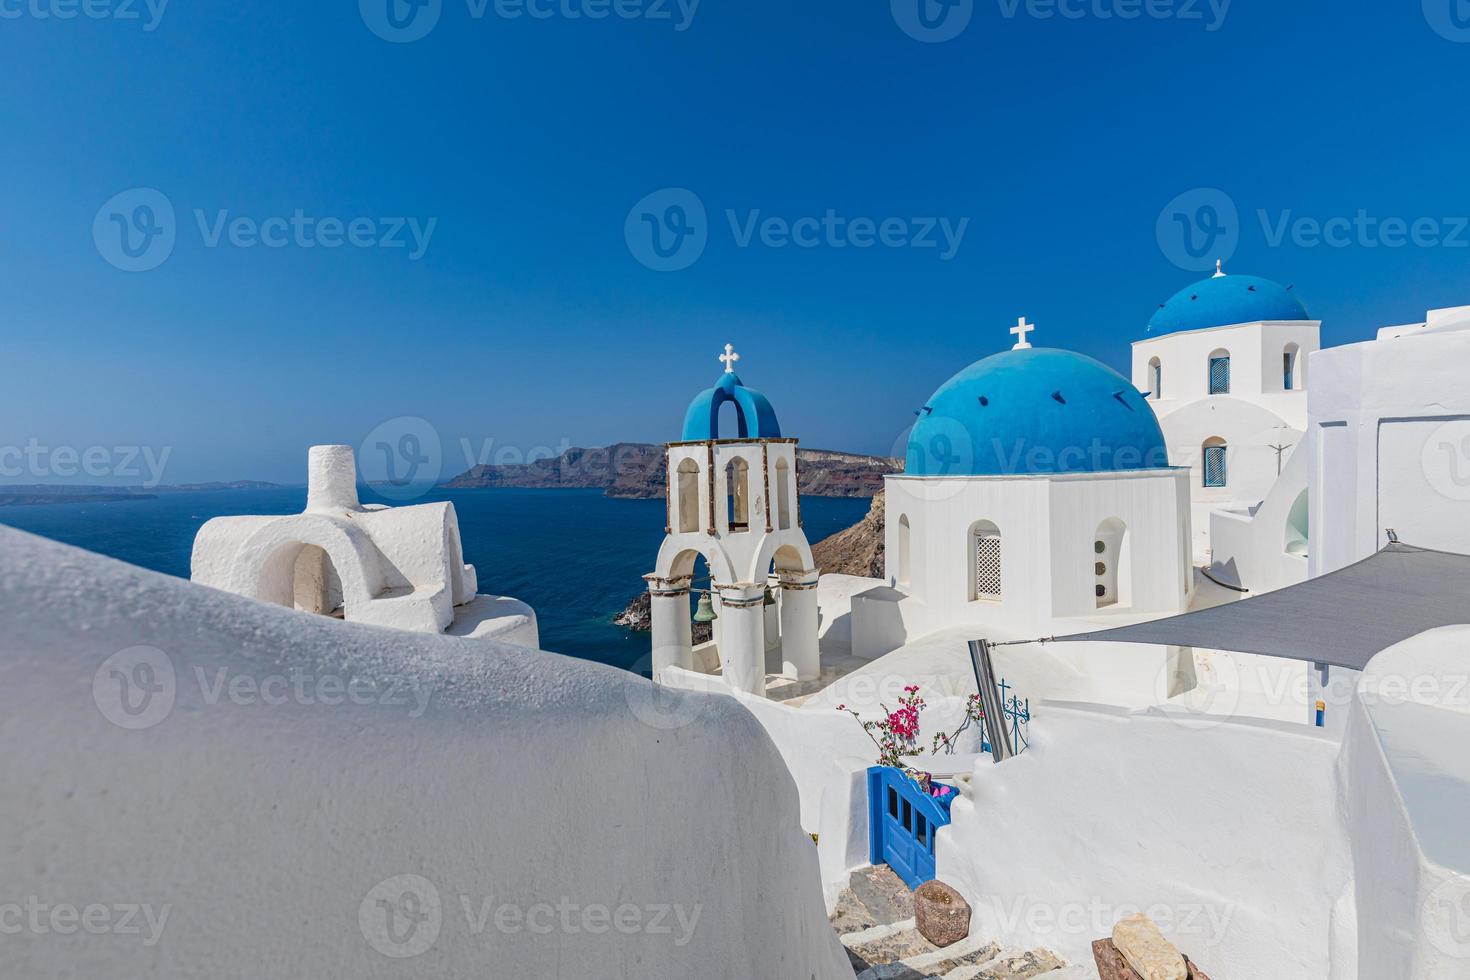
[0,527,852,980]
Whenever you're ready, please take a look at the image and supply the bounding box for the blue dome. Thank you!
[681,372,782,441]
[906,348,1169,477]
[1148,272,1308,336]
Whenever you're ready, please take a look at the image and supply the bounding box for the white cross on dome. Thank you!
[719,344,741,373]
[1010,317,1036,350]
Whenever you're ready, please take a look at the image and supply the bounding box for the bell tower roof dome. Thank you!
[680,345,783,441]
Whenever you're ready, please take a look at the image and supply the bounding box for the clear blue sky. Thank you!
[4,0,1469,484]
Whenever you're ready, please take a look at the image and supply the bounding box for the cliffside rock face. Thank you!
[444,444,900,499]
[614,591,712,643]
[811,490,887,578]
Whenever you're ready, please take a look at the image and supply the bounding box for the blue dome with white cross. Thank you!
[1147,265,1309,336]
[681,346,782,441]
[906,329,1168,477]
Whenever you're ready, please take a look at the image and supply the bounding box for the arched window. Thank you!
[1208,348,1231,395]
[725,457,750,532]
[896,514,911,588]
[776,458,792,530]
[970,520,1002,601]
[1148,357,1163,399]
[1202,437,1228,488]
[1094,518,1130,609]
[676,459,701,533]
[1283,343,1301,391]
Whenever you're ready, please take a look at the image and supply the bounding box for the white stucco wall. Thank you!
[1309,317,1470,574]
[883,469,1192,637]
[938,704,1353,978]
[1336,626,1470,978]
[0,527,852,980]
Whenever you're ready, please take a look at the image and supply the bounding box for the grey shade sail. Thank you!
[1051,543,1470,671]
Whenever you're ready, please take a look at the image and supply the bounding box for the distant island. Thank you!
[0,481,279,508]
[442,443,900,499]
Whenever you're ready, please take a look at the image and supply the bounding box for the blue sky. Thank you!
[3,0,1470,484]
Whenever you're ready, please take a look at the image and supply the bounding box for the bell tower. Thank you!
[645,345,820,696]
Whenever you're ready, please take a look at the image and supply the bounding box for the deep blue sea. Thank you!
[0,488,869,671]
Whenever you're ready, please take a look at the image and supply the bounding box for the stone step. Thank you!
[945,947,1069,980]
[831,868,1075,980]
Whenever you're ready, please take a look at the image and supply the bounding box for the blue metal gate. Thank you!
[867,767,957,890]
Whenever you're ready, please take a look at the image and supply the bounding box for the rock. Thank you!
[612,591,712,644]
[811,490,887,577]
[913,880,971,948]
[1110,914,1187,980]
[1092,938,1213,980]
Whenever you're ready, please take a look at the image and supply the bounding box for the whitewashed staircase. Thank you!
[831,867,1094,980]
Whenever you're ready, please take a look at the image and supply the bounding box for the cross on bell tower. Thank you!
[1010,316,1036,350]
[719,343,741,373]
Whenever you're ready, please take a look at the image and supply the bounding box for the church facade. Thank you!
[884,326,1194,638]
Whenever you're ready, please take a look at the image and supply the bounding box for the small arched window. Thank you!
[1148,357,1163,399]
[725,457,750,532]
[676,459,701,533]
[776,457,792,530]
[1208,349,1231,395]
[1202,437,1228,488]
[970,521,1002,601]
[1283,343,1301,391]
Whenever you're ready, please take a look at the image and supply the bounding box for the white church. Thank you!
[8,265,1470,979]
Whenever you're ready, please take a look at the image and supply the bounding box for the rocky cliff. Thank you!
[444,444,900,499]
[810,490,887,578]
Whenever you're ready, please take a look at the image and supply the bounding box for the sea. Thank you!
[0,487,870,671]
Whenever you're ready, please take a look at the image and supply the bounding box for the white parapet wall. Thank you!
[1337,625,1470,978]
[0,527,853,980]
